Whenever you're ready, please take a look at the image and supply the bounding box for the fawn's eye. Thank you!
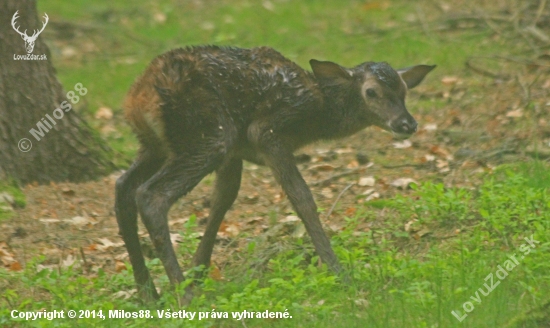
[366,88,378,98]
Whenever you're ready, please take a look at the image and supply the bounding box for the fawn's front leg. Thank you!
[259,141,342,274]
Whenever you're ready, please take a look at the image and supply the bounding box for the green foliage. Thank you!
[2,165,549,327]
[394,181,473,224]
[0,180,25,221]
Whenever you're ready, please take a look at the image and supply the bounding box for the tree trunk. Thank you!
[0,0,113,184]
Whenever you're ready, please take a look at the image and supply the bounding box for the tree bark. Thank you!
[0,0,113,184]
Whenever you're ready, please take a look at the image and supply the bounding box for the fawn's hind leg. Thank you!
[135,150,225,291]
[115,149,166,301]
[193,157,243,274]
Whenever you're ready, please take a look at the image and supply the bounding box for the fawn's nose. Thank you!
[391,114,418,136]
[400,119,418,134]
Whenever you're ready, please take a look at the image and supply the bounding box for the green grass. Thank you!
[0,180,25,221]
[2,162,549,327]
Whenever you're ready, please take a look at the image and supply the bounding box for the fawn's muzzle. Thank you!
[389,113,417,138]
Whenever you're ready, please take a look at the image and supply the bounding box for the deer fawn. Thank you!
[115,45,435,301]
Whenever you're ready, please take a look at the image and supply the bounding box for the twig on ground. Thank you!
[381,163,427,169]
[465,57,509,80]
[79,246,89,274]
[465,55,550,80]
[325,183,355,220]
[311,167,363,186]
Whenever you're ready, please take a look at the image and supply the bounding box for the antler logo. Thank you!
[11,10,49,54]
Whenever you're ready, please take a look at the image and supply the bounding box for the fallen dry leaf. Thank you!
[96,238,124,251]
[345,207,357,216]
[308,164,337,172]
[153,12,167,24]
[209,262,224,281]
[358,176,375,187]
[347,160,360,168]
[321,188,334,199]
[39,218,61,224]
[335,147,354,154]
[218,221,228,232]
[404,219,419,232]
[225,223,240,238]
[422,123,438,132]
[420,154,436,162]
[392,140,412,149]
[0,242,16,266]
[63,216,95,227]
[413,228,432,240]
[281,215,300,223]
[506,109,523,118]
[61,188,75,196]
[86,244,97,251]
[362,188,375,196]
[95,106,113,120]
[436,160,450,173]
[170,233,183,244]
[62,254,76,268]
[36,264,57,272]
[441,76,460,85]
[242,193,259,204]
[430,145,454,160]
[390,178,417,189]
[112,290,136,300]
[354,298,369,307]
[365,192,380,201]
[9,261,22,271]
[115,260,127,272]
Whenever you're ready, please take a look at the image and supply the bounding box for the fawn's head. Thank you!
[310,59,435,139]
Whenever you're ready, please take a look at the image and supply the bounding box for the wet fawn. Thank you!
[115,45,435,300]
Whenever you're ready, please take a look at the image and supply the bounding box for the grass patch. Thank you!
[0,180,25,221]
[2,164,549,327]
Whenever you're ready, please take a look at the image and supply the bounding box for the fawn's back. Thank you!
[124,46,324,159]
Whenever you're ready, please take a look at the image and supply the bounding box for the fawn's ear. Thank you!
[397,65,436,89]
[310,59,352,85]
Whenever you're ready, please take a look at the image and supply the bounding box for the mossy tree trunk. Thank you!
[0,0,113,184]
